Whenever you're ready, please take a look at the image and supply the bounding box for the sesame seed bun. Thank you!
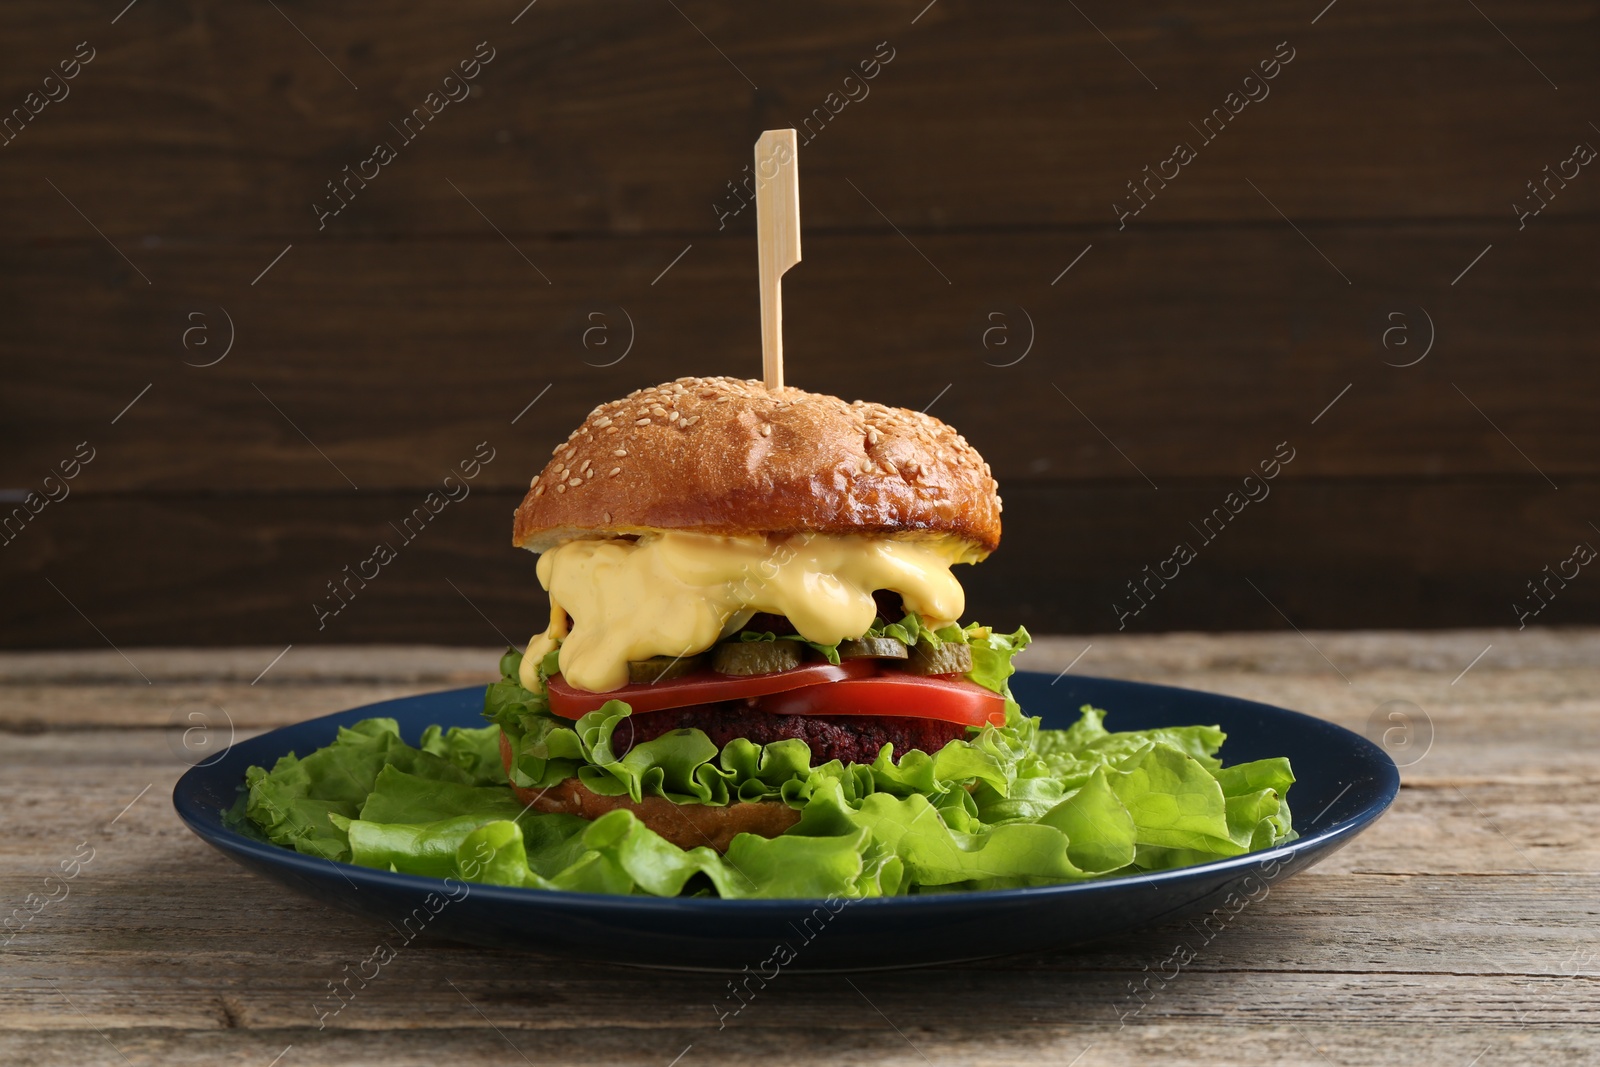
[513,376,1002,556]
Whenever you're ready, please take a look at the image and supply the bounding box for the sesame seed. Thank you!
[683,415,699,426]
[609,467,621,476]
[760,424,772,436]
[613,449,627,456]
[568,477,581,487]
[635,418,651,426]
[555,484,566,493]
[580,459,592,472]
[534,485,545,496]
[603,511,612,523]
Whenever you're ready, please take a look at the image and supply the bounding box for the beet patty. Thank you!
[610,703,969,766]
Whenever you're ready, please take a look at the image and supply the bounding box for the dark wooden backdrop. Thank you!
[3,1,1598,649]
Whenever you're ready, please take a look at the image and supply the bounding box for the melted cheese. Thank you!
[517,598,569,692]
[522,531,975,693]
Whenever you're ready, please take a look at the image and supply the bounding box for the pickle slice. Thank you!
[627,654,705,685]
[837,636,909,660]
[902,641,973,676]
[712,640,803,676]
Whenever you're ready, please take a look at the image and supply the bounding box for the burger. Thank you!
[239,372,1296,899]
[485,374,1031,852]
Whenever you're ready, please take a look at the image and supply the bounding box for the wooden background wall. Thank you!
[2,1,1598,649]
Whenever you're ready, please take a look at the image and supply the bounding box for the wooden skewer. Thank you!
[755,129,800,391]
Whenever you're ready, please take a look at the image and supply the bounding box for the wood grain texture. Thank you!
[2,1,1597,239]
[1,635,1597,1065]
[3,227,1598,490]
[3,3,1597,636]
[3,1026,1595,1067]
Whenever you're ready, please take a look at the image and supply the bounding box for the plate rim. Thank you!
[173,669,1400,910]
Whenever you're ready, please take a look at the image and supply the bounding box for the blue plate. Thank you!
[173,671,1398,971]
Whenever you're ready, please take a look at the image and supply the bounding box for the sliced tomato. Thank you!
[545,659,876,718]
[756,673,1006,728]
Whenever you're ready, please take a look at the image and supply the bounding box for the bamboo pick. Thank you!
[754,129,800,391]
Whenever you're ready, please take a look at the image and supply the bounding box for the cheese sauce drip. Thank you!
[522,531,974,693]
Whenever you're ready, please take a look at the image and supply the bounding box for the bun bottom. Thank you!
[511,778,801,853]
[499,732,798,852]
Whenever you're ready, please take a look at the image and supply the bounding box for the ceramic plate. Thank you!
[173,670,1398,971]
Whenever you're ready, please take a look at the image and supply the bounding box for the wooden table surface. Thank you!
[3,630,1596,1066]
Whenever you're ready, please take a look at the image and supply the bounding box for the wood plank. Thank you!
[2,1023,1593,1067]
[2,1,1596,239]
[0,646,500,684]
[1030,629,1600,674]
[4,226,1598,491]
[5,966,1596,1034]
[5,479,1600,645]
[992,480,1600,636]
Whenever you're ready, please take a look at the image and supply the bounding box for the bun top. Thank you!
[513,376,1002,556]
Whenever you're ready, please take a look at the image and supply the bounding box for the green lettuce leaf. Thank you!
[1039,767,1138,872]
[239,631,1296,898]
[871,612,944,649]
[418,724,508,786]
[240,718,486,861]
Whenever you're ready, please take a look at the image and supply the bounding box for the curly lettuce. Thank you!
[237,623,1296,898]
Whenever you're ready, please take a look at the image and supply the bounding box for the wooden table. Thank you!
[3,631,1596,1065]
